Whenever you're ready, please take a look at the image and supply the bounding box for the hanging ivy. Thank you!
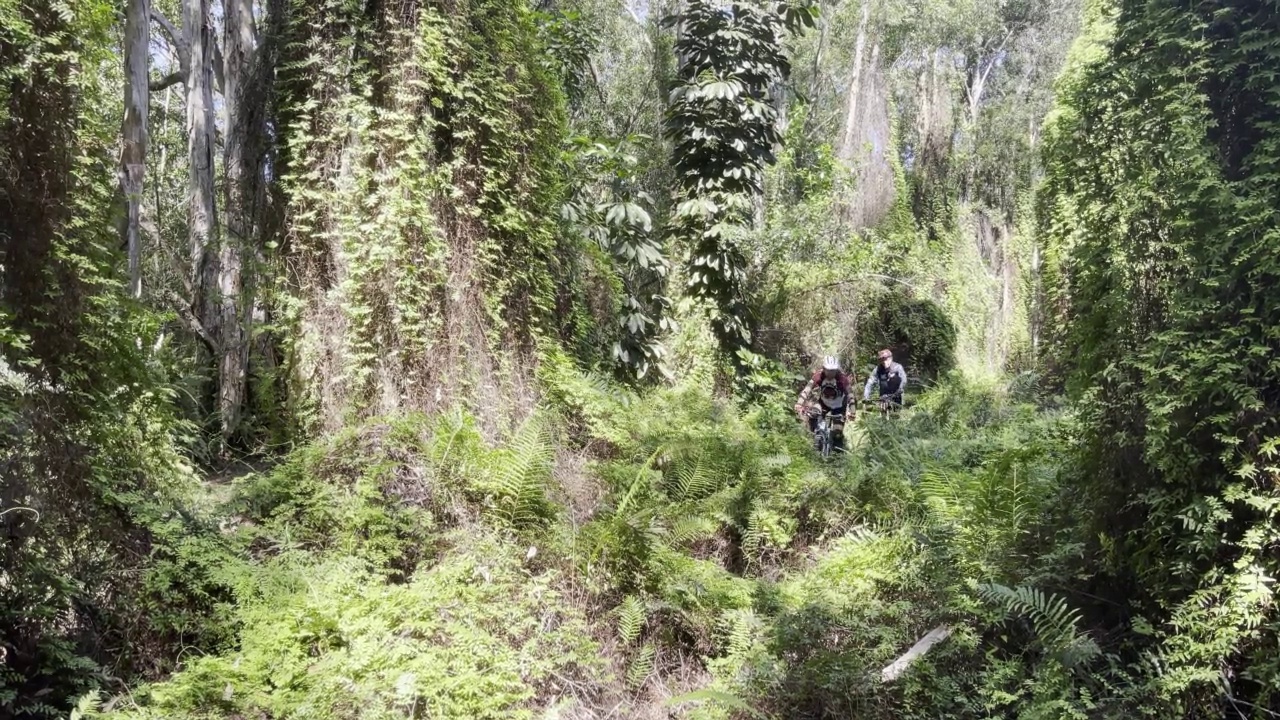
[1039,0,1280,709]
[273,0,584,426]
[662,0,816,361]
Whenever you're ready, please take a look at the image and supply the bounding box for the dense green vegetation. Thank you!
[2,0,1277,716]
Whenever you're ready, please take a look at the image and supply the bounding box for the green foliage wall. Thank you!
[1039,0,1280,710]
[1,2,197,715]
[274,0,600,431]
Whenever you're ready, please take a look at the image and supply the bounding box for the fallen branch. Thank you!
[881,625,952,683]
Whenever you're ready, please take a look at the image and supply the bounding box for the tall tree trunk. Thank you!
[962,60,989,203]
[1028,115,1043,356]
[837,0,870,164]
[122,0,150,299]
[184,0,221,431]
[153,85,172,249]
[1030,239,1042,353]
[961,29,1014,203]
[217,0,259,447]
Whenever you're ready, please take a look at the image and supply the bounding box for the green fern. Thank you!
[972,459,1033,532]
[918,468,963,513]
[490,416,555,528]
[616,594,647,646]
[626,641,656,688]
[742,506,766,561]
[670,451,720,502]
[665,688,769,719]
[667,514,718,546]
[723,608,759,659]
[978,583,1100,667]
[616,449,661,516]
[581,369,615,400]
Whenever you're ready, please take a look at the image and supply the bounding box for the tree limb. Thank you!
[150,8,190,73]
[150,8,223,94]
[881,626,952,683]
[979,27,1017,87]
[964,26,1019,122]
[150,71,183,91]
[164,288,217,354]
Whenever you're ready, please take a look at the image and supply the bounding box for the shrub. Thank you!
[855,288,957,382]
[83,539,605,719]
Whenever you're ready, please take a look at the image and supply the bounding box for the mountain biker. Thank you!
[864,348,906,410]
[794,356,852,450]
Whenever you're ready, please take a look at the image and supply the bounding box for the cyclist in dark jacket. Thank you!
[864,348,906,408]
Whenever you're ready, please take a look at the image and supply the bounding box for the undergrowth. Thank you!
[75,357,1106,719]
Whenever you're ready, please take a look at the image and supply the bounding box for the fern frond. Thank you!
[626,642,656,688]
[723,608,760,658]
[918,468,963,514]
[664,688,768,719]
[760,453,791,468]
[668,514,718,546]
[492,416,554,528]
[672,451,720,501]
[743,508,766,560]
[582,369,614,400]
[616,449,661,516]
[617,594,647,646]
[978,583,1099,666]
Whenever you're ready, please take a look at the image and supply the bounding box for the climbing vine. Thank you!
[562,136,673,380]
[1,2,196,714]
[274,0,584,427]
[1039,0,1280,710]
[663,0,816,361]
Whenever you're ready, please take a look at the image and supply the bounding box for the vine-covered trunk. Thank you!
[1038,0,1280,705]
[273,0,576,433]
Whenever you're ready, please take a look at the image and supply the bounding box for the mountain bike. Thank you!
[811,409,846,460]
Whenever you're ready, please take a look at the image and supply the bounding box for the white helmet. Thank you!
[822,356,840,371]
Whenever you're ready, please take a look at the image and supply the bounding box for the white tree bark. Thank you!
[184,0,223,441]
[837,0,870,164]
[185,0,218,301]
[216,0,259,446]
[881,625,952,682]
[121,0,150,298]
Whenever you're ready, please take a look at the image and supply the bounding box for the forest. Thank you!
[1,0,1277,716]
